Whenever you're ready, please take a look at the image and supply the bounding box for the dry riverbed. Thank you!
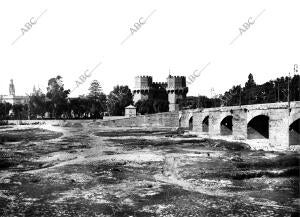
[0,122,299,216]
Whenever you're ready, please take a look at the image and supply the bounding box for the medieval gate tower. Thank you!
[133,75,188,112]
[132,76,153,103]
[166,75,188,111]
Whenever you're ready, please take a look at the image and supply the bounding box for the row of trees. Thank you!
[0,73,299,119]
[219,73,299,107]
[0,103,29,120]
[0,76,134,120]
[179,73,300,109]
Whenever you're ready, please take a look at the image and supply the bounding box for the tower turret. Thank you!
[132,76,153,104]
[166,75,188,111]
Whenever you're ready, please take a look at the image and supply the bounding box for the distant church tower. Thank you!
[166,75,188,111]
[9,79,15,96]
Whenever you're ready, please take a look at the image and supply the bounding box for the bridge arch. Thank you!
[202,115,209,132]
[290,112,300,126]
[178,112,183,128]
[220,115,233,135]
[247,110,269,124]
[247,114,269,139]
[185,112,193,131]
[188,116,193,131]
[179,117,182,128]
[289,115,300,146]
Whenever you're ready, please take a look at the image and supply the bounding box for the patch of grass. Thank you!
[61,122,83,127]
[0,128,63,143]
[0,125,13,129]
[0,120,8,126]
[236,153,300,169]
[0,151,36,171]
[107,138,206,150]
[226,167,300,180]
[210,140,251,151]
[107,137,250,152]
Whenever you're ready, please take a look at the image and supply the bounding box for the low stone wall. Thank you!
[99,112,179,128]
[6,119,93,126]
[103,116,125,121]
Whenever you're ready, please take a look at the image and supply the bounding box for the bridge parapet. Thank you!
[197,101,300,113]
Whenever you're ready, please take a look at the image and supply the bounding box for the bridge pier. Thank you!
[232,109,247,140]
[192,111,201,132]
[193,111,208,133]
[269,109,290,149]
[209,111,221,136]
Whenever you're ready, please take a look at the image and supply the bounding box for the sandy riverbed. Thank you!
[0,122,299,216]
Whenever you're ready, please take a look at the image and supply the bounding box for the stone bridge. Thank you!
[179,101,300,149]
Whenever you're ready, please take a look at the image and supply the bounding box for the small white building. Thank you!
[125,105,136,117]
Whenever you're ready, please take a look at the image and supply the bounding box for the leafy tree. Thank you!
[244,73,256,89]
[69,97,90,118]
[29,88,47,118]
[88,80,106,118]
[88,80,102,99]
[243,73,257,104]
[46,75,70,118]
[218,74,299,106]
[178,96,220,109]
[107,85,133,116]
[0,102,12,120]
[220,85,242,106]
[135,99,154,115]
[12,104,27,120]
[289,74,300,101]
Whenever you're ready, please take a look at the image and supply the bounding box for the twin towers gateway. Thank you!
[132,75,188,112]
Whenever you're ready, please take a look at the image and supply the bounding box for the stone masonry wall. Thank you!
[232,109,247,140]
[193,111,202,132]
[209,111,221,136]
[99,112,179,128]
[269,108,290,150]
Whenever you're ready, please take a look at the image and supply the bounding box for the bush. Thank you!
[0,120,8,126]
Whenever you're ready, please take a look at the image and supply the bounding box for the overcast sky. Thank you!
[0,0,299,98]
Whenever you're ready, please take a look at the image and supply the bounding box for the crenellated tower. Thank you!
[166,75,188,111]
[132,76,153,104]
[132,75,188,111]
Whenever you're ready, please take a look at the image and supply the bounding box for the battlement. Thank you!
[167,75,187,89]
[136,75,153,79]
[152,82,167,88]
[168,75,186,79]
[152,82,167,85]
[134,76,153,89]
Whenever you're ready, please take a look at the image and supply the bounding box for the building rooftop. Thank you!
[125,105,136,109]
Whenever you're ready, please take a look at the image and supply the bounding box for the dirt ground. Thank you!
[0,122,299,216]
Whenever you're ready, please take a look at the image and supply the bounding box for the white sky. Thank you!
[0,0,299,97]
